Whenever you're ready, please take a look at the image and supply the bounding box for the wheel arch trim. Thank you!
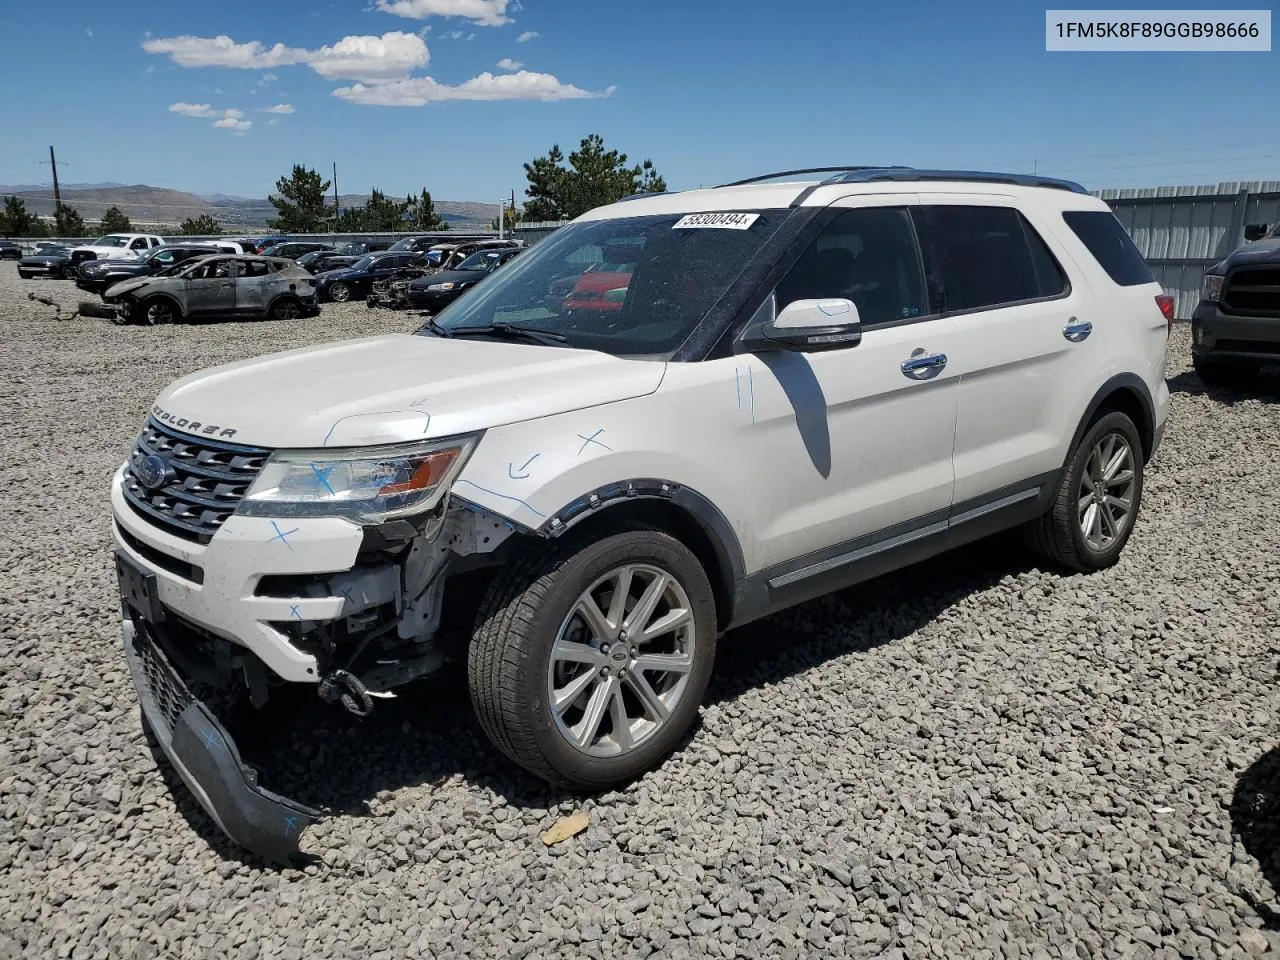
[1070,373,1156,461]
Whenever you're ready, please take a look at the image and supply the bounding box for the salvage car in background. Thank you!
[314,250,427,302]
[297,250,359,274]
[406,247,524,313]
[260,241,332,260]
[1193,223,1280,384]
[68,233,164,267]
[76,243,230,295]
[0,240,21,260]
[101,254,319,325]
[18,245,75,279]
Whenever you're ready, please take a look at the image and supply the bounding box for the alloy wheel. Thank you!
[329,282,351,302]
[548,564,697,758]
[1078,432,1136,551]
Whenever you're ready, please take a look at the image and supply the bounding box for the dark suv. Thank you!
[259,241,332,260]
[76,244,222,295]
[1192,221,1280,383]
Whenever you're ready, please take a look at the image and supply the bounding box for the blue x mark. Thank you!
[340,587,356,609]
[309,462,336,497]
[289,604,302,620]
[284,815,299,837]
[577,429,612,455]
[268,521,299,550]
[201,728,218,751]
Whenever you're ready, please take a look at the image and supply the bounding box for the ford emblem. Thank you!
[136,454,171,490]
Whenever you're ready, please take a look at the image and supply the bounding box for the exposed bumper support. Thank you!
[120,565,321,863]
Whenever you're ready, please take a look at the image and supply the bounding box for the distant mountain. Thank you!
[0,181,127,193]
[5,182,499,230]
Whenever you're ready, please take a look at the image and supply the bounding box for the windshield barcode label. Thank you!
[672,213,760,230]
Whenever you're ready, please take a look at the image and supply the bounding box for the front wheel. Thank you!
[468,530,717,790]
[135,296,179,326]
[1025,410,1144,573]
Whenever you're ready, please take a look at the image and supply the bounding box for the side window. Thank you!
[130,238,148,251]
[775,206,926,326]
[1061,210,1156,286]
[153,251,175,265]
[924,205,1066,311]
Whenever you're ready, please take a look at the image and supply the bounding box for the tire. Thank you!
[1025,410,1144,573]
[135,296,180,326]
[269,297,301,321]
[469,529,717,790]
[1194,355,1257,386]
[328,281,351,303]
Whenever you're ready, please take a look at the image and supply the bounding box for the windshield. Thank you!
[419,210,788,356]
[345,255,375,271]
[338,243,367,256]
[93,236,129,247]
[388,237,422,251]
[456,251,501,271]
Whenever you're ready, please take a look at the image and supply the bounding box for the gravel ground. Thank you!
[3,261,1280,959]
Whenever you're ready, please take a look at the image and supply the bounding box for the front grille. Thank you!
[122,418,270,543]
[1222,266,1280,318]
[132,622,194,731]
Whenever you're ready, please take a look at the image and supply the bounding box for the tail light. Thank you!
[1155,294,1175,335]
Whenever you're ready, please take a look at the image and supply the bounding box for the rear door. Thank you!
[234,259,273,314]
[914,195,1108,508]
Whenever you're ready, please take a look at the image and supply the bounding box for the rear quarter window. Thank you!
[1062,210,1156,287]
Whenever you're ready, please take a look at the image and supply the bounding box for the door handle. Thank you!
[900,352,948,379]
[1062,318,1093,342]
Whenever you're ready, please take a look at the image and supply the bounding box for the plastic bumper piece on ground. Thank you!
[120,562,320,863]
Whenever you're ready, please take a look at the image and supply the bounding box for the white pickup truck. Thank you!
[69,233,164,266]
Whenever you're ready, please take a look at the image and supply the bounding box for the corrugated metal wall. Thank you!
[1094,181,1280,319]
[513,183,1280,320]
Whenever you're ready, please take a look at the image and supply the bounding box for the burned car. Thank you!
[101,254,320,325]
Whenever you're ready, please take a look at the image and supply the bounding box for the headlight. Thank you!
[236,435,478,522]
[1202,274,1224,302]
[428,282,456,291]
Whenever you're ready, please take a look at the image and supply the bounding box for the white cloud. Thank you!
[496,57,522,70]
[447,29,464,39]
[374,0,512,26]
[258,103,295,114]
[214,117,253,131]
[86,28,93,38]
[268,118,281,126]
[142,31,427,82]
[145,65,155,74]
[516,30,538,42]
[257,72,278,86]
[333,70,614,106]
[143,35,310,69]
[168,102,219,118]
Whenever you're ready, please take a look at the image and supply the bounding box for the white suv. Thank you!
[111,167,1172,860]
[70,232,164,265]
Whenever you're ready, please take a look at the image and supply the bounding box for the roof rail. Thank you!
[827,168,1088,194]
[618,191,670,202]
[718,166,1089,195]
[718,166,904,188]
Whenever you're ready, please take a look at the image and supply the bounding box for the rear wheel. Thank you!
[1025,410,1144,573]
[469,529,716,790]
[269,297,301,321]
[327,281,351,303]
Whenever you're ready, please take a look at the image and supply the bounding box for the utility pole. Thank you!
[332,161,339,231]
[497,198,505,240]
[49,146,62,210]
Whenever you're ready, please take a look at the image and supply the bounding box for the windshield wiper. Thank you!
[419,317,454,338]
[450,321,567,345]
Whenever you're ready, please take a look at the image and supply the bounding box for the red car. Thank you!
[561,264,632,313]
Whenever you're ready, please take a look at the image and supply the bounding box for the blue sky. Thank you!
[1,0,1276,203]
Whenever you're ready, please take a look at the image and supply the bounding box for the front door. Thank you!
[184,259,237,316]
[740,197,961,571]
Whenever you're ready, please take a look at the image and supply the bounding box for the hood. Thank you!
[1219,237,1280,271]
[409,268,483,289]
[316,266,362,280]
[104,276,160,298]
[21,255,66,264]
[153,333,667,448]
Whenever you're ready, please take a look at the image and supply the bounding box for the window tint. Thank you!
[924,205,1066,311]
[1061,210,1156,287]
[775,207,926,326]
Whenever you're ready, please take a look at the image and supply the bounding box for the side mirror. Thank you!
[742,298,863,353]
[1244,223,1269,242]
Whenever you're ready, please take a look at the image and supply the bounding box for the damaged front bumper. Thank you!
[119,552,320,863]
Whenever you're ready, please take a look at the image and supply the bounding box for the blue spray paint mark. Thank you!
[735,367,742,411]
[453,479,546,518]
[268,521,299,550]
[340,587,356,609]
[289,604,302,620]
[577,429,612,455]
[310,463,336,497]
[201,728,218,751]
[284,815,299,837]
[409,397,430,409]
[748,367,756,424]
[507,453,540,480]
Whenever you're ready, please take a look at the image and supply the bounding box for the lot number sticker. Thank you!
[672,212,760,230]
